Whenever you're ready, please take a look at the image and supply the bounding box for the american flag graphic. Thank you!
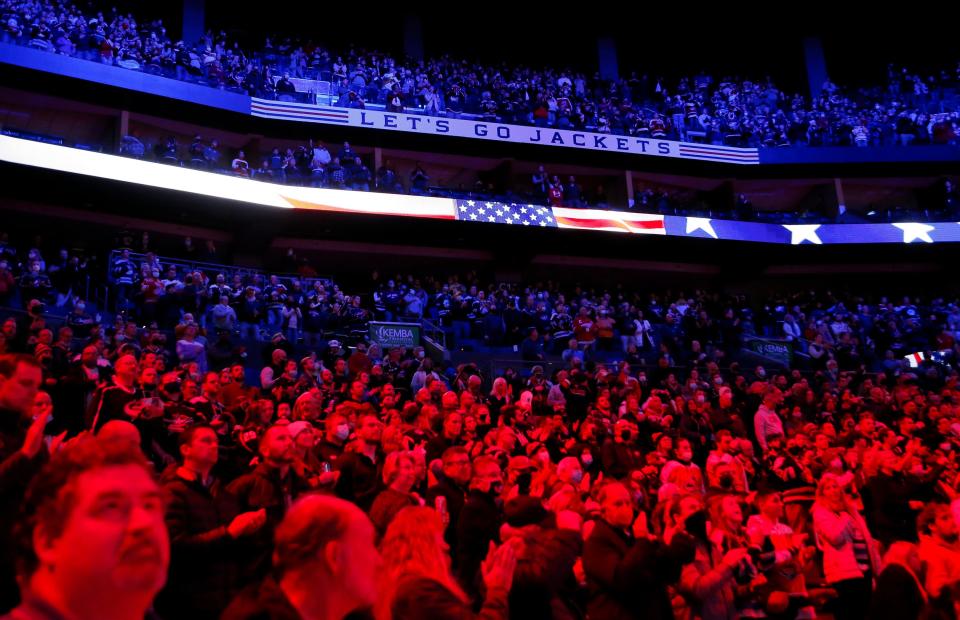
[250,98,352,124]
[552,207,666,234]
[906,351,926,368]
[676,143,760,164]
[455,201,557,227]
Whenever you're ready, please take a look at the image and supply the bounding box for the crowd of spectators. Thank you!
[3,0,959,148]
[102,238,960,382]
[78,239,960,389]
[0,0,256,90]
[2,224,960,620]
[119,131,611,209]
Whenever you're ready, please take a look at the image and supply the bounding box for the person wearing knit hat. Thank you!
[286,421,312,440]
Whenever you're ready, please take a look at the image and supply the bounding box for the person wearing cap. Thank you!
[294,357,320,394]
[323,340,346,372]
[347,342,372,377]
[287,421,324,486]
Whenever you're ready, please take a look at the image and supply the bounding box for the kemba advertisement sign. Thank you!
[368,322,421,349]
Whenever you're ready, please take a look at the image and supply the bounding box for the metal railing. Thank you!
[107,250,332,289]
[420,318,447,350]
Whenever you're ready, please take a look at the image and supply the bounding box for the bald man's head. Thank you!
[273,495,381,612]
[96,420,141,446]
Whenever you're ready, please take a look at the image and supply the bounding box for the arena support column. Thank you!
[404,16,424,61]
[181,0,205,46]
[625,170,635,209]
[597,36,619,83]
[115,110,129,152]
[835,178,846,217]
[803,37,829,100]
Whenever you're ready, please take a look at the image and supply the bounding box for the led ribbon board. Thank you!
[1,136,957,245]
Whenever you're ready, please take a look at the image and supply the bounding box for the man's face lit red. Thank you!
[184,427,219,468]
[601,483,634,529]
[261,426,294,465]
[115,355,139,383]
[0,361,42,413]
[37,465,168,596]
[340,514,381,608]
[32,390,53,421]
[359,417,382,443]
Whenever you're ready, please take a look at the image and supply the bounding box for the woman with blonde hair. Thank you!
[291,391,322,423]
[812,473,880,620]
[369,451,421,541]
[377,506,515,620]
[488,376,512,423]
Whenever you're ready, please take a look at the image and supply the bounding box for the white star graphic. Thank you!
[488,215,495,222]
[523,220,530,225]
[893,223,935,243]
[495,209,503,216]
[477,207,485,214]
[685,217,718,239]
[469,213,477,220]
[504,217,513,224]
[485,202,493,208]
[520,207,528,214]
[466,201,475,207]
[783,224,823,245]
[459,206,468,212]
[539,221,547,227]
